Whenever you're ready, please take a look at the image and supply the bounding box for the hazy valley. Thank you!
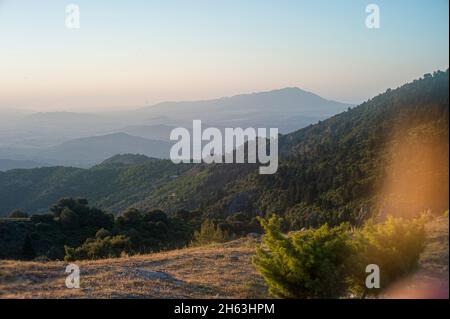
[0,88,350,170]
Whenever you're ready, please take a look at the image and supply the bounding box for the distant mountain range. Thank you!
[108,124,177,141]
[129,87,351,132]
[0,159,50,172]
[0,87,351,170]
[0,71,447,216]
[37,133,172,167]
[0,133,171,170]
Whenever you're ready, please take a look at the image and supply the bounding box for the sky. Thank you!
[0,0,448,112]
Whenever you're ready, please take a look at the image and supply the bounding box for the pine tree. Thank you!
[253,215,355,298]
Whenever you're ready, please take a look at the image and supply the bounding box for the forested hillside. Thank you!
[0,71,448,232]
[0,156,191,215]
[137,70,449,228]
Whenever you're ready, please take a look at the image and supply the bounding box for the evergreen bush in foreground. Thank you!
[254,215,426,298]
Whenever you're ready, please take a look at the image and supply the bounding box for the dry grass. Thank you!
[0,238,268,299]
[1,217,447,299]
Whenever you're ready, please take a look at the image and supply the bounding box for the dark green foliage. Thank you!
[50,198,87,216]
[1,199,199,261]
[30,214,54,223]
[114,208,192,254]
[351,216,426,298]
[0,160,192,216]
[9,209,28,218]
[1,198,114,260]
[254,215,427,298]
[64,235,132,261]
[253,216,355,298]
[95,228,111,239]
[62,207,195,260]
[224,213,262,235]
[52,198,114,230]
[0,219,33,259]
[21,234,36,260]
[257,71,448,223]
[192,219,231,246]
[60,208,80,229]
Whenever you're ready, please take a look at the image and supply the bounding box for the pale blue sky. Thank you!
[0,0,448,111]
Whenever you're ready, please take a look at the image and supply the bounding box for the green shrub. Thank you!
[253,215,355,298]
[64,235,131,261]
[95,228,111,239]
[50,198,88,217]
[192,219,230,246]
[254,215,426,298]
[351,216,426,297]
[59,208,80,229]
[2,198,194,261]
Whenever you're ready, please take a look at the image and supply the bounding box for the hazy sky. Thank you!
[0,0,448,112]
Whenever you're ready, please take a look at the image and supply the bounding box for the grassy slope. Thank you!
[1,217,448,299]
[0,238,267,299]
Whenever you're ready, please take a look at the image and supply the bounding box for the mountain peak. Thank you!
[132,87,351,134]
